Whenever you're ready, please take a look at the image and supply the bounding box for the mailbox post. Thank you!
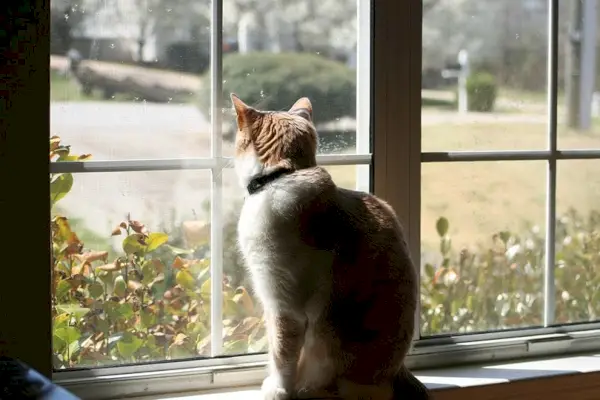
[442,49,470,113]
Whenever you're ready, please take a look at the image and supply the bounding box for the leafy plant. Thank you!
[466,71,498,112]
[50,137,266,369]
[421,211,600,336]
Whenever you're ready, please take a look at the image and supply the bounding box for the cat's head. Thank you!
[230,94,318,190]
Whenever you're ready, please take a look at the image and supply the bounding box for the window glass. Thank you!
[557,0,600,150]
[50,0,365,368]
[420,161,546,335]
[421,0,549,336]
[555,160,600,324]
[422,0,548,152]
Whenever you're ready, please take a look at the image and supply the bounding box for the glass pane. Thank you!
[420,161,546,336]
[220,165,369,356]
[557,0,600,150]
[51,168,213,369]
[555,160,600,324]
[50,1,211,160]
[220,0,362,157]
[422,0,548,152]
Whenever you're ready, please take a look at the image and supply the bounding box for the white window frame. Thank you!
[8,0,600,398]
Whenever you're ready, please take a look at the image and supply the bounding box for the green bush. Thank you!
[466,72,498,112]
[51,137,600,368]
[198,52,356,126]
[421,210,600,335]
[50,137,266,369]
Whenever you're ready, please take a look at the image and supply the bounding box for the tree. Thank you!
[50,1,98,54]
[422,0,551,90]
[129,0,210,63]
[226,0,356,59]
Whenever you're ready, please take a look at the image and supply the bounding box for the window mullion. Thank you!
[543,0,559,327]
[210,0,224,357]
[372,0,422,340]
[355,0,371,194]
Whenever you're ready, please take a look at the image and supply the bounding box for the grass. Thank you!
[421,121,600,251]
[323,119,600,253]
[51,70,195,103]
[51,70,136,102]
[51,71,96,102]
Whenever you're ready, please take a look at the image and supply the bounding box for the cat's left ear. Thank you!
[289,97,312,121]
[231,93,260,129]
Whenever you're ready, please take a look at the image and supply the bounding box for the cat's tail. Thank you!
[393,365,432,400]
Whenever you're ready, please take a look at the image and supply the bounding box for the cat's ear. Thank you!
[289,97,312,121]
[231,93,260,129]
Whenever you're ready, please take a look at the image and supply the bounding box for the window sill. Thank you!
[102,352,600,400]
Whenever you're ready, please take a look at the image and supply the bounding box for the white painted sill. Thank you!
[123,352,600,400]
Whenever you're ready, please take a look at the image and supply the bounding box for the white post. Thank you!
[579,0,597,130]
[457,49,470,113]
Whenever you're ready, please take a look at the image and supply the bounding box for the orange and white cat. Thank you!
[232,94,431,400]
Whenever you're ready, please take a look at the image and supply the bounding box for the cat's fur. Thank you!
[232,94,431,400]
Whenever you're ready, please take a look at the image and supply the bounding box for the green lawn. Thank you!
[327,118,600,253]
[50,71,96,102]
[421,120,600,250]
[51,71,145,102]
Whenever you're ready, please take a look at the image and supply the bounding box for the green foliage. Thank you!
[421,210,600,335]
[198,52,356,125]
[50,137,266,369]
[466,72,498,112]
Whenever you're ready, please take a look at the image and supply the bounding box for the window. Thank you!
[49,0,372,388]
[415,0,600,365]
[6,0,600,397]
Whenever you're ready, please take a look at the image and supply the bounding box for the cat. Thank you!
[231,93,431,400]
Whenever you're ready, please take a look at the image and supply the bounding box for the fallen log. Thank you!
[72,59,203,103]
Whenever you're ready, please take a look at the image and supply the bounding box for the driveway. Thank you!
[51,102,242,243]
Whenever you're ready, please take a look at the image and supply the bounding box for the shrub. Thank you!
[466,72,498,112]
[165,42,210,74]
[50,137,266,368]
[198,52,356,126]
[421,210,600,335]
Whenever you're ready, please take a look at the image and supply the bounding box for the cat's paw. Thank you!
[261,375,292,400]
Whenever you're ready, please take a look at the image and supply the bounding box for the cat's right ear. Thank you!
[231,93,259,130]
[289,97,312,121]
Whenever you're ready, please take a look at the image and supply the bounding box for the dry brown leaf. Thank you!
[127,280,143,292]
[172,256,186,269]
[96,262,123,272]
[71,264,83,276]
[129,220,146,234]
[173,333,189,346]
[75,251,108,264]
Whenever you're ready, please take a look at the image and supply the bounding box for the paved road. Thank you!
[51,102,241,243]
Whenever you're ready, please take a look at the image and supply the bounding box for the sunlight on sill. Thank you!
[128,353,600,400]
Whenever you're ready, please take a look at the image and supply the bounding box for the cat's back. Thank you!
[236,166,340,279]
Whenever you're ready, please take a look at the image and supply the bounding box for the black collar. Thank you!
[246,167,294,195]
